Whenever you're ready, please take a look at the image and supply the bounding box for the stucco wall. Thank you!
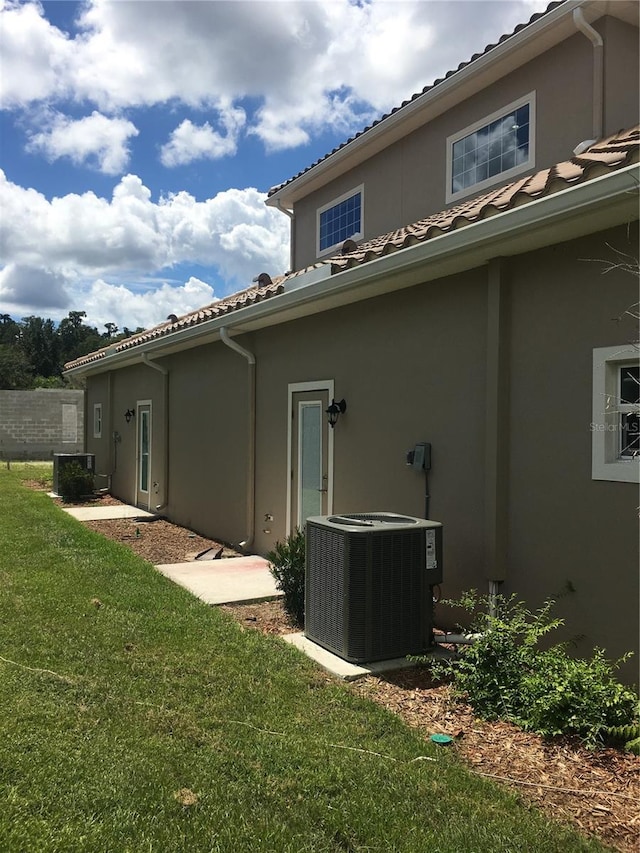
[292,17,639,269]
[83,221,639,677]
[0,389,84,459]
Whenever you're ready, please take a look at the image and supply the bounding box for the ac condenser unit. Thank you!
[53,453,95,496]
[305,513,443,663]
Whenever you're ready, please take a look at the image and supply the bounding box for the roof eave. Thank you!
[67,164,639,379]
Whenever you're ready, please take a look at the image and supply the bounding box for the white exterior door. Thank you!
[288,383,334,532]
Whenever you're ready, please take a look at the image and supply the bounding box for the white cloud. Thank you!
[2,0,553,151]
[81,275,217,330]
[0,0,73,108]
[0,168,290,290]
[0,263,70,310]
[26,111,139,175]
[160,106,246,167]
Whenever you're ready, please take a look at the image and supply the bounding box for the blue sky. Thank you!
[0,0,548,332]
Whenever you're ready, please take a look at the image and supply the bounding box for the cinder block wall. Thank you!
[0,390,85,459]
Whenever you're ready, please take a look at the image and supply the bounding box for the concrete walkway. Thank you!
[60,500,430,680]
[60,501,279,606]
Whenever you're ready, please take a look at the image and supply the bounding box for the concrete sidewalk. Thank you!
[155,557,279,606]
[60,501,279,606]
[60,500,424,680]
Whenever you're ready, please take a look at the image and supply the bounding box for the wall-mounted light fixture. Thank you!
[124,408,136,424]
[326,398,346,428]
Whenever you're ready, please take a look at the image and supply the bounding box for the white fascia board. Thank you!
[67,164,638,378]
[267,0,601,208]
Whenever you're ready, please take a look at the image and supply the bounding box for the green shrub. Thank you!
[427,591,639,749]
[58,461,94,503]
[266,527,305,627]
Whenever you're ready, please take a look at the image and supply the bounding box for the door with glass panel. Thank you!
[136,402,152,510]
[291,390,330,529]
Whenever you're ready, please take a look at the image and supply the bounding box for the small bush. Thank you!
[58,461,94,503]
[427,591,639,749]
[266,527,305,627]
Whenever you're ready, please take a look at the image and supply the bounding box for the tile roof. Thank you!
[267,1,564,199]
[64,277,285,370]
[65,126,638,373]
[328,127,640,272]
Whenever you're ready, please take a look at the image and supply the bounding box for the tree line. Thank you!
[0,312,144,390]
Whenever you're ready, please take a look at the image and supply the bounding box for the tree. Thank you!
[0,345,32,389]
[19,316,59,379]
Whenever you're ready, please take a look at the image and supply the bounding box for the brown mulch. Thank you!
[222,601,640,853]
[81,517,240,565]
[46,489,640,852]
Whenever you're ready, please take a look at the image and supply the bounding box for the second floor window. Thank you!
[447,93,535,203]
[318,187,363,255]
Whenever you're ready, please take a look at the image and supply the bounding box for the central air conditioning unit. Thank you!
[52,453,95,496]
[305,512,443,663]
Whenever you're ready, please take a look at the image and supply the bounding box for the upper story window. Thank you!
[446,93,536,203]
[592,345,639,483]
[317,186,363,256]
[93,403,102,439]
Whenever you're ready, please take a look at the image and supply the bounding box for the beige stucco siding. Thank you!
[83,222,638,677]
[85,363,167,505]
[505,225,639,675]
[292,18,638,269]
[163,344,249,544]
[253,269,489,597]
[85,373,111,484]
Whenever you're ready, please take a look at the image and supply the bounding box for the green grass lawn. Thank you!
[0,465,607,852]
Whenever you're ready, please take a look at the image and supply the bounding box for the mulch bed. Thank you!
[223,600,640,853]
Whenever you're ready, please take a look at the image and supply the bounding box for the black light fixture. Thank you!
[124,408,135,424]
[326,398,346,428]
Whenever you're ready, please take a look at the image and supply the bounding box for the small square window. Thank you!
[317,186,363,255]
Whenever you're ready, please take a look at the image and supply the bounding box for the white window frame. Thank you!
[316,185,364,258]
[446,92,536,204]
[592,345,640,483]
[93,403,102,439]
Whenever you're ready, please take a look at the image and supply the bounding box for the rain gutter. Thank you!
[219,327,256,552]
[573,8,604,141]
[65,163,638,377]
[274,199,295,273]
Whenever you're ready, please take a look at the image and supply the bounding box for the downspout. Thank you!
[275,199,295,273]
[96,372,114,493]
[141,353,170,512]
[484,258,510,607]
[219,327,256,551]
[573,8,604,142]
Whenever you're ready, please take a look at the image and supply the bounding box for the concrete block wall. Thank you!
[0,390,85,460]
